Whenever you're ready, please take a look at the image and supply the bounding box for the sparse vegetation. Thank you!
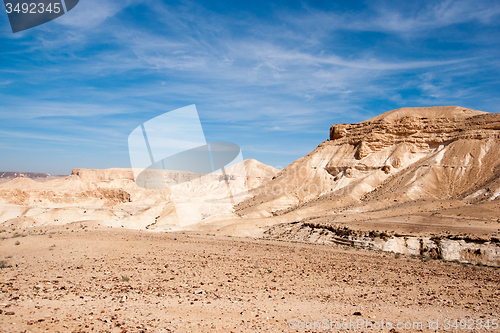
[121,275,130,282]
[14,240,20,245]
[0,260,9,268]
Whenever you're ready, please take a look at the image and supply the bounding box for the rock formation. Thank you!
[0,159,278,229]
[235,106,500,218]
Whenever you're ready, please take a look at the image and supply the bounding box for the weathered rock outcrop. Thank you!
[236,106,500,218]
[0,160,278,229]
[264,222,500,267]
[329,106,499,149]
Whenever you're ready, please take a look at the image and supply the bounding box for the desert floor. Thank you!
[1,223,499,332]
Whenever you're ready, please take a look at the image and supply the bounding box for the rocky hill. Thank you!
[235,106,500,222]
[0,159,278,230]
[1,107,499,264]
[0,172,65,184]
[232,106,500,265]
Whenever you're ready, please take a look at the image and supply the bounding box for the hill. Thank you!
[0,172,65,184]
[0,159,278,230]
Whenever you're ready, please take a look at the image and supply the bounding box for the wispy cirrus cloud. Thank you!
[281,0,500,36]
[368,0,500,32]
[0,0,499,173]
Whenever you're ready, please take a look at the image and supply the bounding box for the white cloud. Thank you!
[283,0,500,36]
[1,0,499,172]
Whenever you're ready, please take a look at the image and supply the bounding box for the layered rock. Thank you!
[0,160,278,229]
[329,106,499,149]
[236,106,500,218]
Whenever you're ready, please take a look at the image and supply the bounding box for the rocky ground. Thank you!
[1,107,500,332]
[1,223,499,332]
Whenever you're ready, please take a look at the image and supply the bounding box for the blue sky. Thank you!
[1,0,499,174]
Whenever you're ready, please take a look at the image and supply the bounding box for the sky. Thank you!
[0,0,499,174]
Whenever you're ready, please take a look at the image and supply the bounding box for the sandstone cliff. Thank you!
[0,160,278,229]
[235,106,500,219]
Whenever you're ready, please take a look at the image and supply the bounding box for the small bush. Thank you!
[0,260,9,268]
[121,275,130,282]
[14,241,20,246]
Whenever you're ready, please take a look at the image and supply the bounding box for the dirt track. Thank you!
[1,224,499,332]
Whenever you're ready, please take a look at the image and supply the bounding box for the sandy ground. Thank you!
[295,199,500,239]
[1,223,499,332]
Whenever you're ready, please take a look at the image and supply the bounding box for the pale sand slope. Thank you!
[1,107,500,241]
[0,224,499,332]
[0,159,279,231]
[234,106,500,239]
[1,107,500,332]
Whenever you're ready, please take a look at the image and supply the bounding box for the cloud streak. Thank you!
[0,0,499,173]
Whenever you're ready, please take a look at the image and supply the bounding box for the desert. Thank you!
[3,0,500,331]
[1,106,500,332]
[0,224,499,332]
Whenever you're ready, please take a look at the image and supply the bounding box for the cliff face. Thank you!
[236,106,500,218]
[70,168,135,182]
[329,106,499,150]
[0,160,278,229]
